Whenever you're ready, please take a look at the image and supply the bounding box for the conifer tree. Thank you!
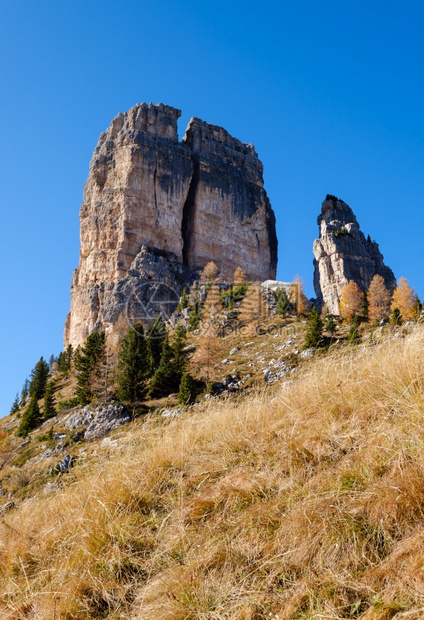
[290,275,309,315]
[233,266,247,285]
[20,379,29,405]
[339,281,364,322]
[368,274,392,323]
[177,288,189,311]
[391,307,402,326]
[238,283,266,334]
[274,287,293,315]
[348,315,361,344]
[65,344,73,370]
[146,316,167,375]
[29,357,50,400]
[117,323,149,403]
[10,394,20,415]
[17,396,41,437]
[390,277,419,321]
[200,261,220,284]
[178,372,196,405]
[188,300,202,331]
[43,381,57,419]
[304,306,323,348]
[149,338,175,396]
[75,331,106,405]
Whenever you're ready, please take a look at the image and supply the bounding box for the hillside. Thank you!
[1,322,424,618]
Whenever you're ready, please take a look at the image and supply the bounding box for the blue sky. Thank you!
[1,0,423,416]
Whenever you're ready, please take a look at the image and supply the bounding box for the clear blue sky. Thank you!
[1,0,423,416]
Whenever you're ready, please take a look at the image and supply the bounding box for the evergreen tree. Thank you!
[177,288,189,311]
[17,396,41,437]
[324,313,337,337]
[304,306,323,349]
[274,287,293,315]
[10,394,20,415]
[188,301,202,331]
[48,354,56,371]
[57,352,67,373]
[146,316,167,375]
[171,325,189,378]
[149,327,188,396]
[348,315,361,344]
[117,323,149,403]
[29,357,50,400]
[149,339,175,396]
[391,307,402,326]
[20,378,29,405]
[75,331,106,405]
[43,381,57,419]
[178,372,196,405]
[65,344,73,369]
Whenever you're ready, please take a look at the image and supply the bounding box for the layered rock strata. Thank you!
[313,195,395,314]
[65,103,277,347]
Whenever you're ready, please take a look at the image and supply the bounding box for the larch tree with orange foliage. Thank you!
[390,277,419,321]
[233,266,247,285]
[238,283,267,336]
[368,275,392,322]
[200,261,220,283]
[339,280,364,321]
[194,284,225,380]
[290,275,309,315]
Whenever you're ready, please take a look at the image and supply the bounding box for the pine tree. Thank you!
[324,313,337,337]
[178,372,196,405]
[43,381,57,419]
[391,307,402,326]
[274,287,293,315]
[171,325,189,378]
[177,288,189,311]
[149,339,175,396]
[48,354,56,371]
[20,379,29,405]
[10,394,20,415]
[29,357,50,400]
[348,315,361,344]
[75,331,106,405]
[146,316,167,375]
[65,344,73,370]
[390,277,419,321]
[188,301,202,331]
[339,281,364,321]
[304,306,323,349]
[117,323,149,403]
[368,274,392,323]
[17,396,41,437]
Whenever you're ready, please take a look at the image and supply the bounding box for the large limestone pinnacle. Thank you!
[313,195,396,314]
[65,102,277,348]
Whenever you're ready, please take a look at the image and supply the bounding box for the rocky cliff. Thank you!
[65,103,277,347]
[313,195,395,314]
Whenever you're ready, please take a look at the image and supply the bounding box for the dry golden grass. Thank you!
[1,328,424,618]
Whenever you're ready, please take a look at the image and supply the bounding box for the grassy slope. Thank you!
[1,328,424,618]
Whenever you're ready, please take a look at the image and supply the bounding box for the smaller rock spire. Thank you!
[313,195,396,314]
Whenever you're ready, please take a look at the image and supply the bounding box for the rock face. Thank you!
[65,103,277,348]
[313,195,396,314]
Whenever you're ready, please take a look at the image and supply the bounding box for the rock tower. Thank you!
[65,103,277,347]
[313,195,395,314]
